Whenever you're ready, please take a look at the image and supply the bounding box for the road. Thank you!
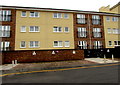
[2,64,120,83]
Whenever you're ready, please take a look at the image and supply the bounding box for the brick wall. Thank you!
[1,49,84,64]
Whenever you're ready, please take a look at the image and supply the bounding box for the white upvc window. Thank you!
[64,27,69,32]
[106,16,110,21]
[0,25,10,37]
[53,13,62,18]
[53,41,63,47]
[112,17,118,21]
[114,41,119,46]
[53,26,62,32]
[29,26,40,32]
[118,29,120,34]
[77,14,85,18]
[113,28,118,34]
[21,11,26,17]
[20,41,26,48]
[78,27,87,37]
[30,12,39,17]
[0,41,10,51]
[0,10,11,21]
[64,14,69,19]
[93,28,101,37]
[78,41,87,49]
[107,28,112,34]
[64,41,70,47]
[21,26,26,32]
[0,42,3,51]
[108,41,112,46]
[92,15,100,19]
[29,41,39,48]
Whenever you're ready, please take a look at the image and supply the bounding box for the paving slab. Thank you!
[85,58,119,64]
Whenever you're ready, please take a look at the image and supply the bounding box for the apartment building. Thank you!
[0,4,119,64]
[99,2,120,48]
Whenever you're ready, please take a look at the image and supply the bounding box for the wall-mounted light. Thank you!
[32,51,36,55]
[52,51,55,54]
[73,50,76,54]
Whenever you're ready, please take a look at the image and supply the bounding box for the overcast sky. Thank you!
[1,0,120,11]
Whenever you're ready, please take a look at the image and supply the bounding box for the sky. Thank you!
[1,0,120,11]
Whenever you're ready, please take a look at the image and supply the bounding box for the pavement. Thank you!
[85,58,119,64]
[0,58,119,72]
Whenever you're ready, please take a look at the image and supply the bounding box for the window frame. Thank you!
[20,41,26,48]
[21,11,27,17]
[29,26,40,32]
[29,41,40,48]
[64,41,70,47]
[53,41,63,47]
[29,12,40,17]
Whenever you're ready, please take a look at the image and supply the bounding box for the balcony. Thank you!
[91,19,101,25]
[92,32,102,38]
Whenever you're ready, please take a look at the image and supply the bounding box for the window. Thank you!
[108,41,112,46]
[30,12,39,17]
[64,14,69,19]
[30,41,39,48]
[53,13,62,18]
[21,26,26,32]
[106,16,110,21]
[64,27,69,32]
[93,41,102,49]
[64,41,70,47]
[107,28,112,34]
[78,41,87,49]
[0,41,10,51]
[92,15,100,25]
[118,29,120,34]
[0,10,11,21]
[93,28,101,38]
[20,41,26,48]
[21,11,26,17]
[53,26,62,32]
[29,26,40,32]
[77,14,86,24]
[114,41,120,46]
[112,17,118,21]
[78,27,87,37]
[0,26,10,37]
[53,41,63,47]
[113,28,118,34]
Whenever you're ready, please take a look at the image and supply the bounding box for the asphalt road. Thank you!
[2,64,120,83]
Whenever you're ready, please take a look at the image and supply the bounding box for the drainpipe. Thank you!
[88,14,92,49]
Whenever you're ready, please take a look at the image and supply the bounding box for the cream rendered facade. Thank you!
[99,2,120,48]
[15,10,74,50]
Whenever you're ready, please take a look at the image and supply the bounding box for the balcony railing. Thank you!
[92,32,102,38]
[0,47,11,51]
[91,19,101,25]
[78,45,88,49]
[77,18,87,24]
[93,45,103,49]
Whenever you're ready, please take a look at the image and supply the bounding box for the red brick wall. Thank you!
[2,50,84,64]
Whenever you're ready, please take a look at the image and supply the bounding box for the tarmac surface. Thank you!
[2,64,119,83]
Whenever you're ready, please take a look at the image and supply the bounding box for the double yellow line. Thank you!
[0,63,119,77]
